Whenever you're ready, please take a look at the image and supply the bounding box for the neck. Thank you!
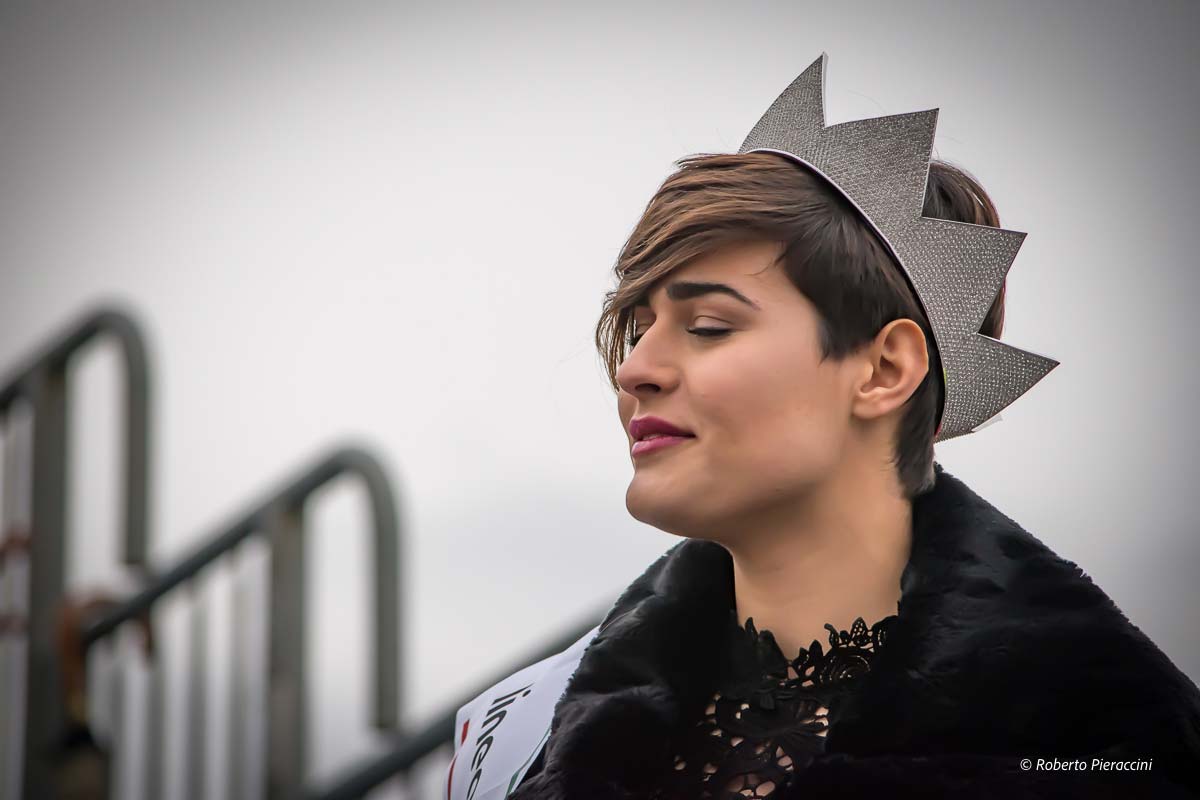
[724,453,913,661]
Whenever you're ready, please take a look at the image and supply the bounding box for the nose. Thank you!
[615,328,679,399]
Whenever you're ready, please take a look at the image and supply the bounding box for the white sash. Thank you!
[445,623,602,800]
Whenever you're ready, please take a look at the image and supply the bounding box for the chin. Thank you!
[625,482,725,541]
[626,482,680,531]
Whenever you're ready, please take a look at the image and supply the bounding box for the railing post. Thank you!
[267,502,306,800]
[23,365,69,799]
[228,549,249,800]
[0,306,150,799]
[107,635,125,800]
[0,411,23,800]
[186,584,208,800]
[143,631,164,800]
[363,462,400,733]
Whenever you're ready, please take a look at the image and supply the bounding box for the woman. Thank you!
[446,54,1200,799]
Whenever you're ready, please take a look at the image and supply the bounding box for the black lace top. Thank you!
[653,607,898,799]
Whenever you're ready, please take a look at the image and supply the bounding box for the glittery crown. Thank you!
[738,52,1059,442]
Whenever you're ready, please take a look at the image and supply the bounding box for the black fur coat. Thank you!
[511,463,1200,798]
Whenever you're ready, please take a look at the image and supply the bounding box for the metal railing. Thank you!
[81,445,403,800]
[0,304,606,799]
[0,305,151,800]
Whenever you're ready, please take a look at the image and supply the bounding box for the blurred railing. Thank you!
[81,445,402,800]
[0,304,603,799]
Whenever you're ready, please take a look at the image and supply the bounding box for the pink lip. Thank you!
[631,434,694,457]
[629,415,694,441]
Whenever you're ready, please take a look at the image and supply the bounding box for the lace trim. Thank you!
[729,611,895,706]
[655,610,897,799]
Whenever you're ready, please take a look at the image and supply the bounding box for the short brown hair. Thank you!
[594,152,1006,499]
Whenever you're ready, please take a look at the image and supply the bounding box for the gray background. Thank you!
[1,1,1196,796]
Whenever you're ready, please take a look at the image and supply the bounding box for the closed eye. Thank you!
[626,326,732,349]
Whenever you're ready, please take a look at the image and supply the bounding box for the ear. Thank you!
[850,318,930,424]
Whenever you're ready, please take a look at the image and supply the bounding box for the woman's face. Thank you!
[616,239,869,541]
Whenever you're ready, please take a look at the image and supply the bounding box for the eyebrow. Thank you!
[632,281,762,311]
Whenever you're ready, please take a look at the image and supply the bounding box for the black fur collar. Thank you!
[512,463,1200,798]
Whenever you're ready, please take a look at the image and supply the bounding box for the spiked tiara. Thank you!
[738,53,1059,442]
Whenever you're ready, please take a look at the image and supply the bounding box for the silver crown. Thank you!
[738,52,1059,442]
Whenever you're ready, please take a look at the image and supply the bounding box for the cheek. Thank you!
[696,346,847,472]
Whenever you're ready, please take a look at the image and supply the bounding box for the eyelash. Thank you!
[626,326,732,349]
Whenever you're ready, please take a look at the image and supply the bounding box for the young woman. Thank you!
[446,54,1200,800]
